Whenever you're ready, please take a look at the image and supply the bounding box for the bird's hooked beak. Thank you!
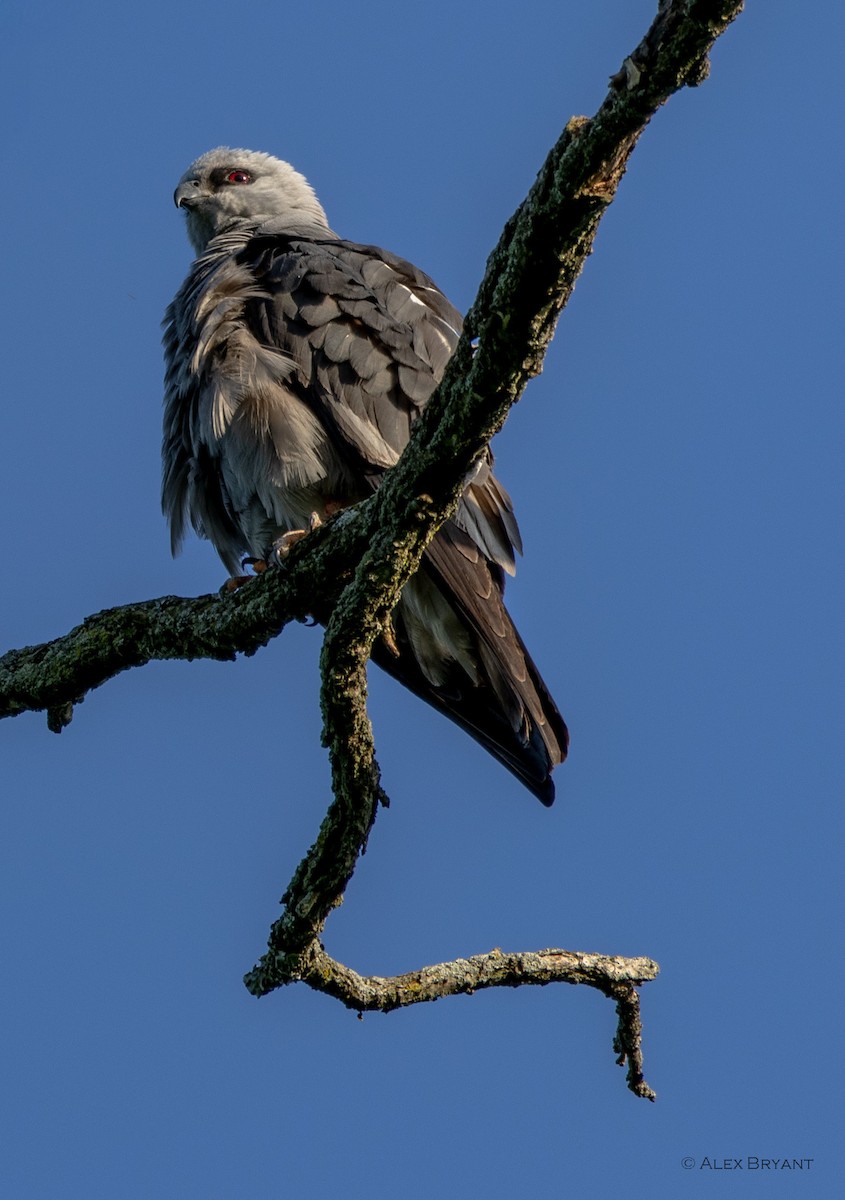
[174,179,202,209]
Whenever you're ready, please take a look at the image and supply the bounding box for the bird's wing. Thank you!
[241,234,524,569]
[245,234,456,454]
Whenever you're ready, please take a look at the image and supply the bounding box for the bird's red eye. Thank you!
[225,170,251,184]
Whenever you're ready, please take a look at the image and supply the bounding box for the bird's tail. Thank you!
[371,523,568,804]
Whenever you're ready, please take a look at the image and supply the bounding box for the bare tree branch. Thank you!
[0,0,744,1101]
[248,942,660,1100]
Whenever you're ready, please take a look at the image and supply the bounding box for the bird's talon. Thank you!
[222,575,254,593]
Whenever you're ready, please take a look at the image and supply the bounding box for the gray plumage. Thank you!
[163,147,567,802]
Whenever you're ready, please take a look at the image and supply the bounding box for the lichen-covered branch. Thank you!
[0,0,744,1101]
[0,510,357,725]
[369,0,746,539]
[245,941,659,1099]
[247,502,439,965]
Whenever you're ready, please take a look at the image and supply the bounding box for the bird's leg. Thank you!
[222,516,321,591]
[224,508,333,590]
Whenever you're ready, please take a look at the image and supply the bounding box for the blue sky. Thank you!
[1,2,841,1196]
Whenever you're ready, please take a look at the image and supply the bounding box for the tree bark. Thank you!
[0,1,745,1100]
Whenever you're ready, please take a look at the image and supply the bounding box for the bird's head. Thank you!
[174,147,330,254]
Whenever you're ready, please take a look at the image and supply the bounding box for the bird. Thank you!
[162,147,568,803]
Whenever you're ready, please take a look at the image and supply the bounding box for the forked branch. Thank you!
[0,1,744,1100]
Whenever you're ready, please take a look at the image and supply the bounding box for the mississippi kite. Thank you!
[162,147,568,802]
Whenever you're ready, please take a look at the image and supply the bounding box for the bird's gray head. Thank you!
[174,147,330,254]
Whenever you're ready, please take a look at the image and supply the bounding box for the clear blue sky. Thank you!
[1,2,841,1196]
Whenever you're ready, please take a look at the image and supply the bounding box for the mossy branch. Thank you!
[0,1,744,1101]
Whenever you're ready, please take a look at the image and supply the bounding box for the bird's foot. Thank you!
[221,556,270,592]
[222,575,253,593]
[223,512,325,589]
[272,512,323,562]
